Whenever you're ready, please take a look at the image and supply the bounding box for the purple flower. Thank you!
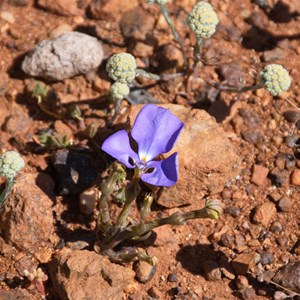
[102,104,184,187]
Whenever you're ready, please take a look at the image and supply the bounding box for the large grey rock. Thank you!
[125,104,242,207]
[22,32,104,81]
[48,249,136,300]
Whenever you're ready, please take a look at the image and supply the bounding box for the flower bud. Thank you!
[106,53,137,84]
[259,64,292,96]
[0,151,25,180]
[110,82,130,102]
[186,2,219,38]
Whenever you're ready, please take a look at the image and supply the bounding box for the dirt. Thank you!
[0,0,300,299]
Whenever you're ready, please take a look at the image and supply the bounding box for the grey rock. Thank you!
[22,32,104,81]
[273,261,300,293]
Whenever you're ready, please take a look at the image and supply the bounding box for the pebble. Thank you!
[220,233,235,249]
[167,273,178,282]
[263,48,285,62]
[269,168,289,187]
[243,287,256,299]
[251,165,269,186]
[273,291,289,300]
[134,261,156,283]
[0,11,15,24]
[22,32,104,81]
[221,188,232,200]
[270,221,283,233]
[148,287,163,299]
[200,260,221,281]
[225,206,240,218]
[235,275,249,289]
[79,188,97,216]
[252,202,276,227]
[260,252,274,265]
[283,111,300,123]
[291,169,300,185]
[278,197,293,212]
[232,253,260,275]
[49,23,73,38]
[284,134,299,148]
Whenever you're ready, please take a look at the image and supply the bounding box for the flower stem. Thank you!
[193,36,202,67]
[217,83,264,93]
[0,179,15,207]
[159,4,188,69]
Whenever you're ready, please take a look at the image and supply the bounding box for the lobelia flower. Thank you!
[102,104,184,187]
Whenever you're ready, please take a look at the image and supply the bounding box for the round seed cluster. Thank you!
[145,0,167,4]
[259,64,292,96]
[106,53,137,84]
[110,82,130,101]
[0,151,25,180]
[186,2,219,38]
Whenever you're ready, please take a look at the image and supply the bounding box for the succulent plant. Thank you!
[259,64,292,96]
[106,53,137,84]
[110,82,130,102]
[186,2,219,38]
[0,151,25,181]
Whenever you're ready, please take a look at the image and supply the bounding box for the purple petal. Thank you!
[141,152,179,187]
[131,104,184,161]
[102,130,139,168]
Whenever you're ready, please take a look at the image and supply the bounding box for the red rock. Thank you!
[0,173,55,253]
[232,252,260,275]
[252,202,276,227]
[251,164,269,186]
[124,104,242,207]
[37,0,89,17]
[48,249,136,300]
[290,169,300,185]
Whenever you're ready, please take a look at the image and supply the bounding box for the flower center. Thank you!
[136,158,147,172]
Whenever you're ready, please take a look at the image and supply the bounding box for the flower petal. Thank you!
[131,104,184,161]
[102,130,139,168]
[141,152,179,187]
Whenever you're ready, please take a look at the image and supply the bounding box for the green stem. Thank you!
[136,69,185,81]
[193,36,202,67]
[0,179,14,207]
[217,83,263,93]
[159,4,188,69]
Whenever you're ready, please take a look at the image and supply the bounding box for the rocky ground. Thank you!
[0,0,300,299]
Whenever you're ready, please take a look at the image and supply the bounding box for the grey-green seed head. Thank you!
[145,0,167,4]
[0,151,25,180]
[110,82,130,101]
[186,2,219,38]
[259,64,292,96]
[106,53,137,84]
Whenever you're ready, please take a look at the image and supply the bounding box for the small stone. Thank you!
[219,255,235,280]
[22,32,104,81]
[51,149,98,195]
[134,261,156,283]
[284,134,299,148]
[260,252,274,265]
[232,253,260,275]
[49,23,73,39]
[273,291,289,300]
[283,111,300,123]
[200,260,221,281]
[291,169,300,185]
[225,206,240,218]
[243,287,256,299]
[252,202,276,227]
[270,221,283,233]
[272,261,300,293]
[263,48,285,62]
[278,197,293,212]
[148,287,163,299]
[220,233,235,249]
[167,273,178,282]
[235,275,249,289]
[251,165,269,186]
[0,11,15,24]
[37,0,87,16]
[221,188,232,200]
